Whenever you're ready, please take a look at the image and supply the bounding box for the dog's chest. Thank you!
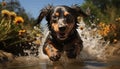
[52,36,80,51]
[63,38,81,51]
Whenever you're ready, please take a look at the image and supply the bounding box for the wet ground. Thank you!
[0,42,120,69]
[0,56,120,69]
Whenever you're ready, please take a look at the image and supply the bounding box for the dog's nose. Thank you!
[59,27,66,31]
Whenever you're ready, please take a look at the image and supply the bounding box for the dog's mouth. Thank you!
[57,32,67,40]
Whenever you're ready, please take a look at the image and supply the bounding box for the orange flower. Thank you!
[14,16,24,24]
[98,22,105,27]
[97,22,112,36]
[18,29,26,35]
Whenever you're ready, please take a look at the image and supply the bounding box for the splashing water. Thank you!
[77,18,109,61]
[38,18,110,62]
[38,27,49,60]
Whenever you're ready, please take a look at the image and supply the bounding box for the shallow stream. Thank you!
[1,21,120,69]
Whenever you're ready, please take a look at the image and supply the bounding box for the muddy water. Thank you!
[0,56,120,69]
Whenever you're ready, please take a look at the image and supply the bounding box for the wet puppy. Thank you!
[36,5,87,61]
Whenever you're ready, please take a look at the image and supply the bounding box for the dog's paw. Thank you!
[44,44,61,61]
[49,51,61,61]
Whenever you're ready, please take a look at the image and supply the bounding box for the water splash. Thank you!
[38,27,49,60]
[77,18,109,60]
[38,18,110,61]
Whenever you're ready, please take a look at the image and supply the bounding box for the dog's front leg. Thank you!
[43,42,61,61]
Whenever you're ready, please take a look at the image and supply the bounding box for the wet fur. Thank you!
[36,5,87,61]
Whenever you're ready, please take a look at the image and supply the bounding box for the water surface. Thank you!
[0,56,120,69]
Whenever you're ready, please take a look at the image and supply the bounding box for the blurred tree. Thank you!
[81,0,120,23]
[81,0,103,25]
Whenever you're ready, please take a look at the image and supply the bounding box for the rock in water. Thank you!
[0,50,14,63]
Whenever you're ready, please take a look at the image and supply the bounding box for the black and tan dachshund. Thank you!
[36,5,88,61]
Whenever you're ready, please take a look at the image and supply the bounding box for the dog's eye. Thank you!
[52,16,58,23]
[65,14,74,23]
[65,14,71,20]
[53,15,58,19]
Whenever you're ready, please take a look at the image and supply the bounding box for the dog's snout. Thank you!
[58,18,66,31]
[59,27,66,31]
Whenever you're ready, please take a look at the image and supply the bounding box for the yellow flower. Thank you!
[18,29,26,35]
[10,11,16,19]
[1,9,10,17]
[14,16,24,24]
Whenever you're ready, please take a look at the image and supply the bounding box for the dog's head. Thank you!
[37,5,88,40]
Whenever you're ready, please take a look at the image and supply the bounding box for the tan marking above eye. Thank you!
[55,12,59,16]
[64,12,69,16]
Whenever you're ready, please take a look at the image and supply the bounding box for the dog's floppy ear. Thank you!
[71,5,90,17]
[36,5,53,25]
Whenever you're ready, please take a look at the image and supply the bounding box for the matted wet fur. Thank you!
[36,5,88,61]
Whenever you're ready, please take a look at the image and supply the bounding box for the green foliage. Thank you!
[0,0,42,55]
[0,10,22,47]
[0,19,17,41]
[81,0,120,23]
[81,1,103,24]
[81,0,120,42]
